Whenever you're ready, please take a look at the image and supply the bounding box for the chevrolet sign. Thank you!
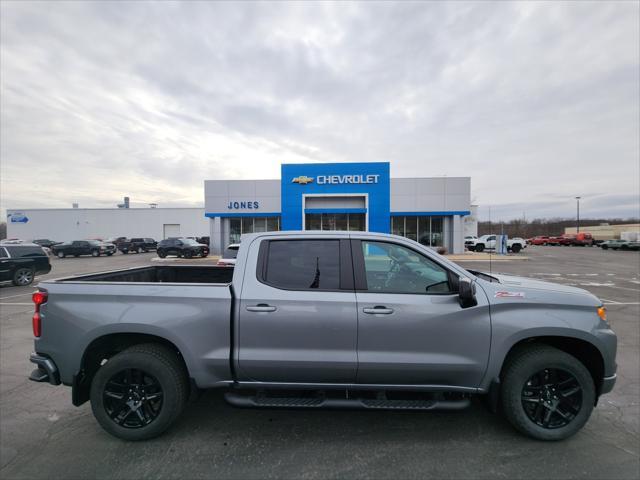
[317,174,379,185]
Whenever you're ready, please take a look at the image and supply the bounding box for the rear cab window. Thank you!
[259,239,350,291]
[223,247,239,259]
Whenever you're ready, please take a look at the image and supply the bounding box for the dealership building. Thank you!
[8,162,476,254]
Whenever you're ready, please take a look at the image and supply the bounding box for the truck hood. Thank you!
[478,272,601,306]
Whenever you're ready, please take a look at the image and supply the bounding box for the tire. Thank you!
[201,253,208,258]
[501,345,595,441]
[92,250,100,257]
[122,250,128,254]
[601,245,608,250]
[107,252,113,256]
[621,245,629,251]
[183,250,193,259]
[90,343,189,441]
[475,244,485,253]
[511,244,522,253]
[12,267,35,286]
[134,247,140,254]
[157,250,167,259]
[57,251,66,259]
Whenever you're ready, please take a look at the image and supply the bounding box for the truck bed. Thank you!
[51,265,234,284]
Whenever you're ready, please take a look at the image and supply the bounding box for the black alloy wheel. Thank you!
[103,368,163,429]
[521,368,582,429]
[183,250,193,259]
[12,267,35,286]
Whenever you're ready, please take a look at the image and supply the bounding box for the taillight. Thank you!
[32,291,48,337]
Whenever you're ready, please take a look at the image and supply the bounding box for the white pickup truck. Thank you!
[466,235,525,253]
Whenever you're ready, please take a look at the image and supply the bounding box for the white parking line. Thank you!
[0,292,34,300]
[0,302,33,306]
[602,302,640,306]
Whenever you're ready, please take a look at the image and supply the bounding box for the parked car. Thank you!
[217,244,240,266]
[467,235,525,253]
[529,236,550,246]
[600,239,640,251]
[118,238,157,254]
[28,231,617,442]
[571,232,594,247]
[156,238,209,258]
[0,243,51,286]
[196,236,210,246]
[51,240,115,258]
[32,239,61,249]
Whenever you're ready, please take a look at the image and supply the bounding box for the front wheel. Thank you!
[511,244,522,253]
[12,267,35,286]
[57,251,66,259]
[92,250,100,257]
[157,250,167,258]
[601,245,608,250]
[501,345,594,441]
[107,252,114,256]
[90,344,188,441]
[183,250,193,259]
[475,244,484,252]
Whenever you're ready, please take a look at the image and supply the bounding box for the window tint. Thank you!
[0,247,7,258]
[265,240,340,290]
[223,247,239,259]
[131,238,143,242]
[361,241,451,294]
[6,246,45,258]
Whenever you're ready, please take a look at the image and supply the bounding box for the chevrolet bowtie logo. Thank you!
[292,176,314,185]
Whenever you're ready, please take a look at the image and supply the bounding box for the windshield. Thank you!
[88,240,101,246]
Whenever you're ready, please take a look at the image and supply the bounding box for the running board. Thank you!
[224,393,470,411]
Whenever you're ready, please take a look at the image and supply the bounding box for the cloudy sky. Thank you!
[1,1,638,221]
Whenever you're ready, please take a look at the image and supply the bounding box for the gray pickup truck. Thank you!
[28,231,617,441]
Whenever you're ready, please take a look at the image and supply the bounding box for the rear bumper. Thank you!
[601,374,617,395]
[29,352,61,385]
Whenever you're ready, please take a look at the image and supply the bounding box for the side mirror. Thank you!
[458,276,477,308]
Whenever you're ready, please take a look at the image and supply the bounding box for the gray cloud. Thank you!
[1,1,638,220]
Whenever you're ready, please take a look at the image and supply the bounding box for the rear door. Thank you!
[237,236,358,383]
[353,239,491,388]
[0,247,12,281]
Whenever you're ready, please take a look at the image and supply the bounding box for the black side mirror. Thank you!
[459,276,477,308]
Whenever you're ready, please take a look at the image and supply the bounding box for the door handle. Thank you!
[363,306,394,315]
[246,304,277,313]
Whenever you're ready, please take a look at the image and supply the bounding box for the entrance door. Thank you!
[237,237,358,383]
[163,224,180,239]
[353,239,491,388]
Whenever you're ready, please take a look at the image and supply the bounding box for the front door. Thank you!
[353,239,491,388]
[237,237,358,383]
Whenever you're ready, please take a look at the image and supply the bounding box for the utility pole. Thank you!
[575,196,581,233]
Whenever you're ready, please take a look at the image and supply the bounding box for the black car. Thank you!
[32,239,61,249]
[157,238,209,258]
[51,240,116,258]
[0,243,52,286]
[119,237,158,254]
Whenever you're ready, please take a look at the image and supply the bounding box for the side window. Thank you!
[361,241,452,294]
[264,240,340,290]
[0,247,8,258]
[486,236,496,242]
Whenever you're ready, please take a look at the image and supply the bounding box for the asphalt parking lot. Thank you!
[1,246,638,479]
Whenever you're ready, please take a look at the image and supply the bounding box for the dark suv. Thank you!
[119,238,157,254]
[0,243,52,286]
[157,238,209,258]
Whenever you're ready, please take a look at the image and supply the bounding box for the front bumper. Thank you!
[601,374,617,395]
[29,352,61,385]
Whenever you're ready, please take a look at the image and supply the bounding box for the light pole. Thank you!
[575,196,581,233]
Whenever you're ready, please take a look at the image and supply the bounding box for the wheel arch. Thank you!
[500,336,605,398]
[73,332,190,406]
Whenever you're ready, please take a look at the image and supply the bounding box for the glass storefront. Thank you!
[305,213,366,231]
[391,216,444,247]
[229,216,280,244]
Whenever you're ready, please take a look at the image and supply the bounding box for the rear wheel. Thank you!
[12,267,35,286]
[90,344,188,441]
[601,245,608,250]
[501,345,594,441]
[57,251,66,259]
[183,250,193,259]
[134,247,140,254]
[157,250,167,258]
[92,250,100,257]
[621,245,629,251]
[511,244,522,253]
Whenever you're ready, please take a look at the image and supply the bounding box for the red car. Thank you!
[529,236,550,245]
